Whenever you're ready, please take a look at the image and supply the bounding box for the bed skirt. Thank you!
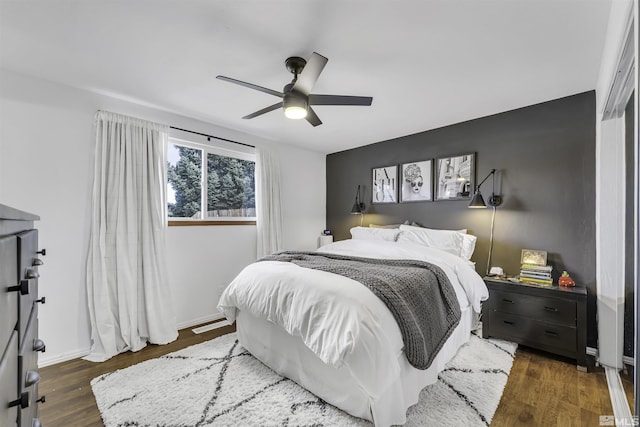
[236,305,476,427]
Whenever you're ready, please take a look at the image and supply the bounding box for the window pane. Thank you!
[167,143,202,218]
[207,153,255,218]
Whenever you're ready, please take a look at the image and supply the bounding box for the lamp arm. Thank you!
[475,169,496,190]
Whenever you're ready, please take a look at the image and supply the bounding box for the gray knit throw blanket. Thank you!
[259,251,461,370]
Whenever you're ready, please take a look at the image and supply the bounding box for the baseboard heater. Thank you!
[192,320,232,334]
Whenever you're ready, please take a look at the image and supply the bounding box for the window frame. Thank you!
[167,136,256,226]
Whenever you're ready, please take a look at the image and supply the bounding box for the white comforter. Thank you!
[217,239,488,396]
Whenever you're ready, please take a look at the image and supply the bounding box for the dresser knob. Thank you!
[37,249,46,256]
[8,280,30,295]
[26,269,39,279]
[8,392,29,409]
[32,258,44,266]
[25,371,40,387]
[36,395,45,404]
[35,296,46,304]
[33,339,46,353]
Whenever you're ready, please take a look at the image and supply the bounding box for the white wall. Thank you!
[0,69,326,365]
[594,0,634,368]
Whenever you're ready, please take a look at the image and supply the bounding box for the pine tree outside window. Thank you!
[167,138,256,224]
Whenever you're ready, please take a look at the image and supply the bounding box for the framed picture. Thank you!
[521,249,548,266]
[435,153,475,200]
[372,165,398,204]
[400,160,432,202]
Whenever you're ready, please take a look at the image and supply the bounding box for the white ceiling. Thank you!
[0,0,612,154]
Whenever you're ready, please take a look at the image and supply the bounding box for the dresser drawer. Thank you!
[0,331,19,427]
[17,230,39,342]
[0,235,18,352]
[17,310,41,427]
[488,311,577,355]
[19,310,40,391]
[491,289,576,326]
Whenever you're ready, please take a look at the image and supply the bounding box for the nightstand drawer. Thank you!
[491,289,576,326]
[489,312,577,354]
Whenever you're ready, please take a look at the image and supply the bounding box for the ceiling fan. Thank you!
[216,52,373,127]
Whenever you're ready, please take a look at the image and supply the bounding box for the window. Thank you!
[167,137,256,224]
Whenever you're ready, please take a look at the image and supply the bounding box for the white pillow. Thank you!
[459,234,477,261]
[397,224,464,257]
[350,226,400,241]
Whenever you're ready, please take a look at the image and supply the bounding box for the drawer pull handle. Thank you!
[503,320,514,325]
[544,331,559,337]
[32,258,44,266]
[37,249,46,256]
[35,297,46,304]
[502,299,514,304]
[8,280,30,295]
[25,371,40,387]
[33,339,46,353]
[8,392,29,409]
[26,269,39,279]
[544,306,558,312]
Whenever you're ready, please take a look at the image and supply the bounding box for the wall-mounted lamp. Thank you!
[351,185,365,214]
[469,169,503,276]
[469,169,502,208]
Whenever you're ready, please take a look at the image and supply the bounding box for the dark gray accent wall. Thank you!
[326,91,597,347]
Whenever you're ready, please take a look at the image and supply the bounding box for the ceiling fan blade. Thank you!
[217,75,283,98]
[309,94,373,106]
[292,52,328,95]
[305,107,322,127]
[242,102,283,119]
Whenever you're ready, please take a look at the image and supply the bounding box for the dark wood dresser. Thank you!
[482,277,587,370]
[0,204,46,427]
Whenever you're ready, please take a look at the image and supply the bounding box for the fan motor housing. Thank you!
[283,83,307,110]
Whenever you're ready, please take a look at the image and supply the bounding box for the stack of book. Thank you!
[519,264,553,285]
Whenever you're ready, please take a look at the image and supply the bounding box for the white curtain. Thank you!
[256,147,283,258]
[85,110,178,362]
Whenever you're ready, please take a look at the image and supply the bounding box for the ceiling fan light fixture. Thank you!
[284,105,307,119]
[283,92,308,119]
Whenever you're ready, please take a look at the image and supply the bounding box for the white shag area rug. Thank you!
[91,329,516,426]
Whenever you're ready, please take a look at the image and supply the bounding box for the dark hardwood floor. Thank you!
[39,322,236,427]
[38,323,631,426]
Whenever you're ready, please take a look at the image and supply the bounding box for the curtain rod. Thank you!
[170,126,255,149]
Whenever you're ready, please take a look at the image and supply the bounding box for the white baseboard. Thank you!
[39,313,226,368]
[39,347,90,368]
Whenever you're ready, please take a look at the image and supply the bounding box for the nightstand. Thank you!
[482,277,588,370]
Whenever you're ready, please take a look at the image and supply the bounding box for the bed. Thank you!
[218,225,488,426]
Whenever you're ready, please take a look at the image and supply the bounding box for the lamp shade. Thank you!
[468,190,487,208]
[350,184,365,214]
